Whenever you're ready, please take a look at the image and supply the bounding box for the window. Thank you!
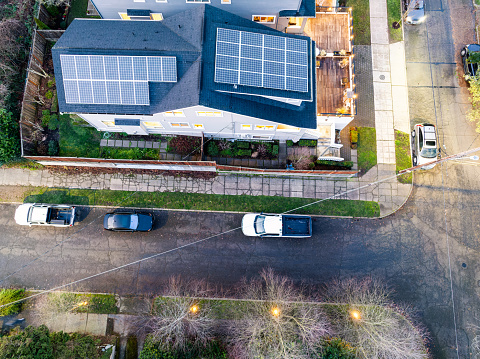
[119,12,163,20]
[151,13,163,20]
[193,124,204,129]
[164,111,185,117]
[102,120,116,127]
[186,0,210,3]
[196,111,222,117]
[252,135,272,140]
[143,122,164,129]
[277,124,300,131]
[255,125,265,130]
[265,125,275,131]
[252,15,276,24]
[241,124,252,130]
[170,122,190,128]
[156,0,168,2]
[221,0,231,3]
[134,0,145,2]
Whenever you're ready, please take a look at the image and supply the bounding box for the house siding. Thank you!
[77,104,315,141]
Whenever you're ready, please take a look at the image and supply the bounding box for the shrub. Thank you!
[316,160,354,168]
[41,109,51,126]
[272,144,279,156]
[45,5,60,17]
[51,93,58,113]
[308,162,315,169]
[298,139,317,147]
[220,149,234,157]
[217,140,231,151]
[45,90,53,99]
[256,143,267,158]
[168,135,201,156]
[236,149,251,157]
[0,109,20,162]
[206,141,219,156]
[47,78,55,88]
[47,140,59,156]
[0,288,24,316]
[237,141,250,149]
[48,115,59,130]
[59,21,66,29]
[320,337,356,359]
[286,140,294,147]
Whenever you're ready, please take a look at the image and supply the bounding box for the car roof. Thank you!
[467,44,480,52]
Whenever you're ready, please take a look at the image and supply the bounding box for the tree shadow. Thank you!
[24,190,90,206]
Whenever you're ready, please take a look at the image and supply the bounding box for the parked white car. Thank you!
[411,123,438,170]
[15,203,76,227]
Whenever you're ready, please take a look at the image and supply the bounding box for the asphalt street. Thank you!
[0,181,479,359]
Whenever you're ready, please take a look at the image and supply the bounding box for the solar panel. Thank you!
[214,28,309,93]
[60,55,177,105]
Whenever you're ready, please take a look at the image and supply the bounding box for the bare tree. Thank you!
[325,277,429,359]
[287,147,314,170]
[140,276,215,351]
[229,268,331,359]
[0,19,28,60]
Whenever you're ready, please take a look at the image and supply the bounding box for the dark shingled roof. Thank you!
[52,5,317,129]
[279,0,316,18]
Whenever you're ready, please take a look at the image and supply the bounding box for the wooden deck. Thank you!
[316,57,349,114]
[304,13,350,53]
[304,13,352,114]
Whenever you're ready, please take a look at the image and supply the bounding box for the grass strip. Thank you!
[357,127,377,173]
[18,186,380,217]
[387,0,403,42]
[59,115,102,158]
[394,130,412,184]
[346,0,371,45]
[67,0,101,25]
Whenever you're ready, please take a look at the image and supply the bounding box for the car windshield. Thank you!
[420,148,437,158]
[108,214,138,229]
[414,1,423,9]
[254,215,266,234]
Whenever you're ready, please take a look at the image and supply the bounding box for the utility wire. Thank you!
[0,124,233,285]
[3,153,479,311]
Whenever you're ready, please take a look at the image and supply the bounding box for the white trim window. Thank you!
[134,0,145,2]
[186,0,210,2]
[221,0,231,3]
[252,15,276,24]
[241,124,252,130]
[276,124,300,131]
[156,0,168,2]
[102,120,117,127]
[193,124,204,129]
[119,12,163,20]
[163,110,185,117]
[252,135,273,140]
[196,111,222,117]
[170,122,190,128]
[143,121,164,129]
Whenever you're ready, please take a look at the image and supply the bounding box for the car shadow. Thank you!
[73,206,92,223]
[152,210,168,231]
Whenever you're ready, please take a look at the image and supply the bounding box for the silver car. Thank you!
[412,123,438,170]
[405,0,425,25]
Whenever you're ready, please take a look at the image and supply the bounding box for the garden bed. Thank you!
[205,139,280,159]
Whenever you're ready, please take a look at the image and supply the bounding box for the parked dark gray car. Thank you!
[103,210,153,232]
[461,44,480,78]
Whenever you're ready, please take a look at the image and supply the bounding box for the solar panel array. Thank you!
[214,28,309,93]
[60,55,177,105]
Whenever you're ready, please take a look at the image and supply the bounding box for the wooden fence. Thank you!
[19,4,64,156]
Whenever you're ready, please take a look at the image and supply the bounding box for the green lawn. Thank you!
[22,187,380,217]
[346,0,371,45]
[395,130,412,183]
[357,127,377,173]
[387,0,403,42]
[67,0,101,25]
[59,114,102,158]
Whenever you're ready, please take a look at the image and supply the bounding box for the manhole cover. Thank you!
[462,263,467,268]
[379,74,385,80]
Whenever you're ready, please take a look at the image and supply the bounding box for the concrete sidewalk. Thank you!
[0,0,412,218]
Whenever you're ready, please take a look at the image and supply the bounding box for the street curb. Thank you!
[1,201,380,220]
